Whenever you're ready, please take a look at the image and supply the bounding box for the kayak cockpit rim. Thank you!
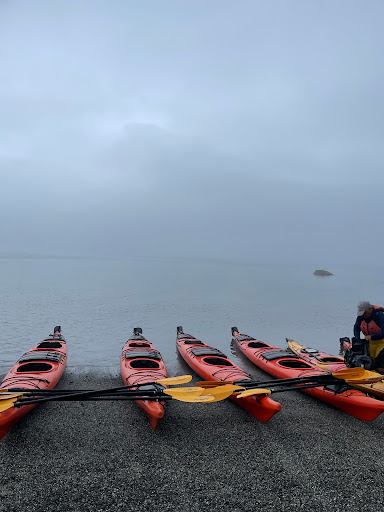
[16,362,54,373]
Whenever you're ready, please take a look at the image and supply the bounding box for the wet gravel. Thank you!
[0,367,383,512]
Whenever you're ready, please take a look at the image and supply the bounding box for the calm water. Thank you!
[1,256,383,370]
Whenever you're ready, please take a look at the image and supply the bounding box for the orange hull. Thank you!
[120,328,168,430]
[176,326,281,422]
[232,329,384,422]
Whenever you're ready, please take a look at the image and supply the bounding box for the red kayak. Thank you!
[287,338,384,401]
[0,326,67,439]
[232,327,384,421]
[176,326,281,422]
[120,328,168,430]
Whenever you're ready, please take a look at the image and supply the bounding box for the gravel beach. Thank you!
[1,360,383,512]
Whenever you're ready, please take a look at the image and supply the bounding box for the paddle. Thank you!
[0,374,193,394]
[236,382,345,398]
[198,368,384,399]
[197,384,244,401]
[0,387,217,412]
[196,367,373,390]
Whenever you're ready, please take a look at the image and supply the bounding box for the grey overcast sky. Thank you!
[0,0,383,264]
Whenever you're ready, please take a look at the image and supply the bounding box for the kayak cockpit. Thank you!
[130,359,161,369]
[277,360,313,369]
[202,357,234,366]
[248,341,269,348]
[16,362,54,372]
[189,346,234,366]
[319,357,344,363]
[36,341,63,349]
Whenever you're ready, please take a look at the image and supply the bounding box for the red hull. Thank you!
[120,329,168,430]
[232,329,384,421]
[288,339,384,400]
[0,327,67,439]
[176,327,281,422]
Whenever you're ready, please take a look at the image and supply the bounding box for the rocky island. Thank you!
[313,269,334,276]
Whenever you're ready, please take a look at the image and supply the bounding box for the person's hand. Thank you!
[365,335,372,341]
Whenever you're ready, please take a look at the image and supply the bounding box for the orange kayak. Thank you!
[232,327,384,421]
[176,326,281,422]
[120,328,168,430]
[0,326,67,439]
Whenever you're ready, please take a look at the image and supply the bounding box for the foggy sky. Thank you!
[1,0,383,264]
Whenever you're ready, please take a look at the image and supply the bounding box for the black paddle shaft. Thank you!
[14,395,173,407]
[12,383,166,406]
[233,375,339,389]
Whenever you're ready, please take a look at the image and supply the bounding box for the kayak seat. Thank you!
[18,352,62,363]
[125,350,162,360]
[129,335,148,341]
[248,341,269,348]
[191,348,227,358]
[262,350,301,361]
[130,360,160,369]
[278,360,313,369]
[301,348,319,354]
[183,340,204,345]
[202,357,233,366]
[17,362,53,372]
[37,341,63,349]
[128,342,151,348]
[320,357,344,363]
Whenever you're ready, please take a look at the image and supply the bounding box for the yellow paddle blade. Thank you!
[331,367,384,383]
[179,394,216,403]
[162,387,215,403]
[163,386,204,395]
[344,369,384,383]
[0,392,24,401]
[200,384,244,402]
[236,388,272,398]
[162,386,204,399]
[331,368,366,379]
[0,397,19,412]
[156,375,192,385]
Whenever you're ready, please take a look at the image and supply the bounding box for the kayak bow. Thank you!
[0,326,67,439]
[120,328,169,429]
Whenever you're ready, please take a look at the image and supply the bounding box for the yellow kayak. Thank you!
[286,338,384,400]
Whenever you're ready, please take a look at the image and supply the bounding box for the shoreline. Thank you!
[1,370,383,511]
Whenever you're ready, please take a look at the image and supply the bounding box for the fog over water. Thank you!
[0,257,382,369]
[1,1,383,265]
